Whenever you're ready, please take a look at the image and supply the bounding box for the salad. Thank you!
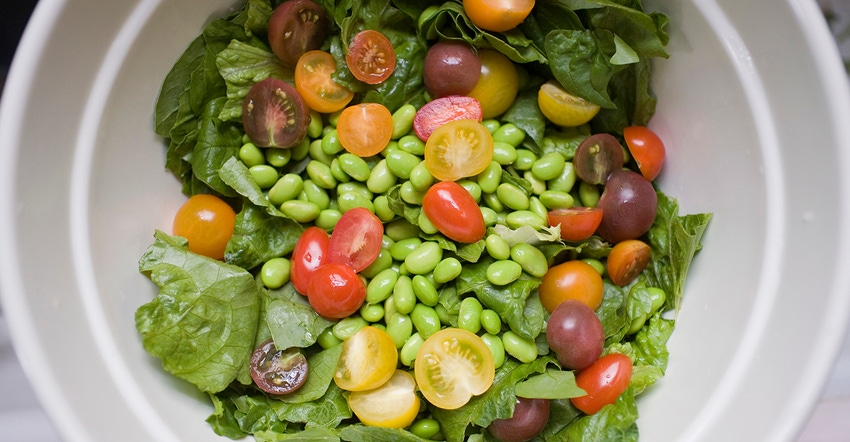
[137,0,712,440]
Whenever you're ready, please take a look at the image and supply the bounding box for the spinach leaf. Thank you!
[216,39,293,121]
[191,97,244,197]
[514,368,586,399]
[278,344,342,404]
[207,388,290,438]
[558,386,639,441]
[264,284,335,351]
[339,425,429,441]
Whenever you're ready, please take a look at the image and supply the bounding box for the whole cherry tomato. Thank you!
[422,181,486,243]
[307,262,366,319]
[290,226,329,295]
[571,353,633,415]
[538,260,604,312]
[172,194,236,260]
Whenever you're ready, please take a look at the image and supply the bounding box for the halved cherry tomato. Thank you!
[424,119,494,181]
[571,353,633,415]
[606,239,651,287]
[335,326,398,391]
[307,262,366,319]
[249,339,308,395]
[538,260,604,312]
[538,80,600,127]
[242,77,311,148]
[413,95,483,141]
[172,194,236,260]
[415,328,495,410]
[547,207,604,242]
[348,370,420,428]
[573,134,624,185]
[295,50,354,113]
[462,0,535,33]
[346,29,396,85]
[422,181,486,243]
[336,102,394,157]
[623,125,666,181]
[466,49,518,119]
[328,207,383,272]
[290,226,330,295]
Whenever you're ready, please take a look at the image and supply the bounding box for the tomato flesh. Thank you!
[346,30,396,85]
[348,370,420,428]
[295,50,354,113]
[335,326,398,391]
[422,181,486,243]
[242,77,311,148]
[413,95,483,141]
[424,119,494,182]
[327,207,384,272]
[547,207,604,242]
[336,103,394,157]
[538,260,604,312]
[307,262,366,319]
[415,328,495,410]
[571,353,633,415]
[172,194,236,260]
[290,226,330,295]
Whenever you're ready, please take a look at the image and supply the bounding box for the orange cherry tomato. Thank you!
[606,239,651,287]
[346,30,396,85]
[295,50,354,113]
[462,0,535,33]
[547,207,604,242]
[172,194,236,260]
[623,125,666,181]
[336,102,394,157]
[424,119,494,181]
[422,181,486,243]
[571,353,633,415]
[466,49,518,119]
[538,260,604,312]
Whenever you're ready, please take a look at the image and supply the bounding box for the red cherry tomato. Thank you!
[327,207,384,273]
[623,125,666,181]
[571,353,633,415]
[547,207,604,242]
[346,30,396,85]
[413,95,483,141]
[307,262,367,319]
[290,226,329,295]
[422,181,486,243]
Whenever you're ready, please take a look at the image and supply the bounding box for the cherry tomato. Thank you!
[571,353,633,415]
[623,125,666,181]
[547,207,604,242]
[462,0,535,33]
[538,260,604,313]
[423,41,482,98]
[249,339,308,395]
[415,328,495,410]
[267,0,327,68]
[546,300,604,371]
[336,102,394,157]
[348,370,420,428]
[334,326,398,391]
[596,170,657,244]
[488,397,550,442]
[422,181,486,243]
[424,119,494,181]
[290,226,330,295]
[327,207,384,272]
[466,49,518,119]
[538,80,600,127]
[606,239,651,287]
[413,95,483,141]
[172,194,236,260]
[307,262,366,319]
[295,50,354,113]
[573,134,624,185]
[346,29,396,85]
[242,77,311,148]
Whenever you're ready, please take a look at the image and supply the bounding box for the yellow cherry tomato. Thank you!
[334,326,398,391]
[537,80,600,127]
[424,119,495,181]
[414,328,495,410]
[348,370,420,428]
[466,49,519,119]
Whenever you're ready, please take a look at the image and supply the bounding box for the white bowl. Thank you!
[2,0,850,440]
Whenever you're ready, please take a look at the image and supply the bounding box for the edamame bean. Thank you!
[480,309,502,335]
[392,104,417,139]
[409,418,441,440]
[315,209,342,230]
[528,196,549,222]
[458,297,483,333]
[496,182,529,211]
[332,316,368,341]
[582,258,605,275]
[337,182,372,200]
[329,157,351,183]
[404,241,443,275]
[502,330,538,363]
[260,257,290,289]
[548,162,576,193]
[481,206,498,226]
[306,160,337,189]
[532,152,567,181]
[434,303,452,326]
[524,171,547,195]
[393,275,417,315]
[481,119,500,134]
[458,180,482,202]
[366,268,399,303]
[280,200,321,223]
[308,110,324,138]
[338,152,371,182]
[411,275,439,306]
[317,328,342,349]
[337,192,375,214]
[360,248,393,278]
[268,173,304,205]
[578,181,601,207]
[400,332,425,367]
[433,257,462,284]
[386,149,420,179]
[321,129,343,155]
[389,237,422,261]
[485,234,511,260]
[291,137,310,161]
[492,141,518,165]
[483,192,504,212]
[506,210,546,229]
[514,149,537,171]
[366,159,397,194]
[539,190,574,210]
[385,219,421,241]
[397,134,426,156]
[360,303,385,323]
[249,164,279,189]
[476,161,502,194]
[373,195,395,222]
[265,148,291,168]
[411,304,441,338]
[386,313,413,348]
[239,142,265,167]
[492,123,526,147]
[301,179,330,209]
[408,161,434,191]
[417,210,439,235]
[510,243,548,278]
[481,333,506,368]
[486,259,523,286]
[400,180,426,205]
[308,139,334,165]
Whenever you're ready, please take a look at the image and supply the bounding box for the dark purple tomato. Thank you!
[249,339,308,395]
[596,169,657,244]
[242,77,310,148]
[488,397,550,442]
[573,134,624,185]
[423,41,482,98]
[268,0,327,68]
[546,299,605,370]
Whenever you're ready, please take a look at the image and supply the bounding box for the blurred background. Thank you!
[1,1,849,441]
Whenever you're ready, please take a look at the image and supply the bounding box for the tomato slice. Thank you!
[335,326,398,391]
[336,103,394,157]
[623,125,666,181]
[307,262,367,319]
[547,207,604,242]
[538,80,601,127]
[422,181,486,243]
[571,353,633,415]
[348,370,420,428]
[295,50,355,113]
[172,194,236,260]
[606,239,651,287]
[413,96,483,141]
[538,260,604,313]
[346,29,396,85]
[462,0,535,33]
[414,328,495,410]
[327,207,384,272]
[424,119,494,182]
[290,226,330,295]
[242,77,311,148]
